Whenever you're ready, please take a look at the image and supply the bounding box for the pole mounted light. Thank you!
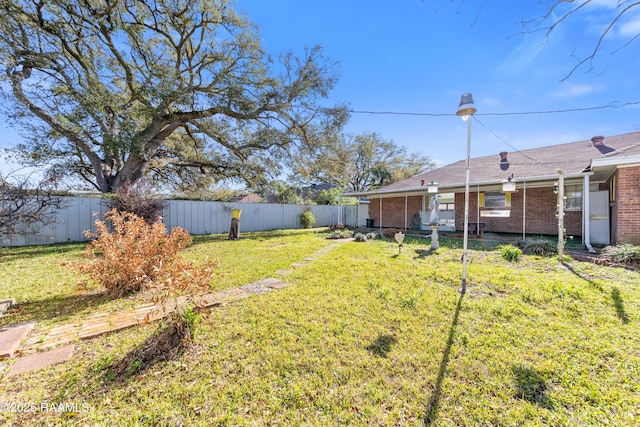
[502,176,517,193]
[456,93,477,293]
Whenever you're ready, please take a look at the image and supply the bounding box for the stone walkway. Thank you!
[0,240,348,377]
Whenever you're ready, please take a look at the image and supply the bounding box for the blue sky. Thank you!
[2,0,639,179]
[238,0,640,167]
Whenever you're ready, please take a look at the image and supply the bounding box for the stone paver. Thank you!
[217,287,253,303]
[275,269,292,275]
[0,322,35,359]
[239,282,274,295]
[0,298,15,317]
[264,280,290,290]
[7,344,74,377]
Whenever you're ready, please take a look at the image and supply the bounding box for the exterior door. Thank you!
[589,191,610,245]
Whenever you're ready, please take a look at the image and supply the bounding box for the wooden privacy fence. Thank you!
[2,197,367,247]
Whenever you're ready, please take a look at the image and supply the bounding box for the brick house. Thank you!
[350,131,640,246]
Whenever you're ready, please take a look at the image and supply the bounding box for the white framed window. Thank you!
[565,185,582,211]
[479,192,511,208]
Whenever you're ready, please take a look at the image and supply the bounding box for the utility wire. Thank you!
[343,100,640,117]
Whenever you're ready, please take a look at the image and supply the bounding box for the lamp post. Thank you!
[456,93,477,293]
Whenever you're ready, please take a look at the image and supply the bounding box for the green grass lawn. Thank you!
[1,231,639,426]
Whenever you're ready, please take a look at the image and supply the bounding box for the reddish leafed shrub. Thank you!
[69,209,215,298]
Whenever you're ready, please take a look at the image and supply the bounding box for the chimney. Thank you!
[591,135,605,146]
[499,151,509,171]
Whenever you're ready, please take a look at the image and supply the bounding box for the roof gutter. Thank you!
[591,154,640,168]
[344,171,586,198]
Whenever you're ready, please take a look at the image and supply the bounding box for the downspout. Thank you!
[582,173,596,253]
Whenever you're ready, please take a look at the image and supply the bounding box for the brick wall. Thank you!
[369,186,583,237]
[614,166,640,244]
[368,196,423,228]
[452,186,581,236]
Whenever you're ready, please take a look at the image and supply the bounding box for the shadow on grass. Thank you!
[611,287,630,324]
[365,334,398,358]
[512,365,554,409]
[414,248,438,259]
[561,262,604,292]
[2,291,111,325]
[0,242,85,264]
[190,229,322,247]
[563,262,631,324]
[100,318,191,382]
[424,289,465,425]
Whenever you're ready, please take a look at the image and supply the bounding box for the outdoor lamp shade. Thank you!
[456,93,477,117]
[427,180,439,194]
[502,178,517,193]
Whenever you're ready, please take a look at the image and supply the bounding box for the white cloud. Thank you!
[500,33,548,74]
[617,15,640,37]
[551,83,599,98]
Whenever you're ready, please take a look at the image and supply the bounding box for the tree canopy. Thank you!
[291,131,436,193]
[0,0,347,193]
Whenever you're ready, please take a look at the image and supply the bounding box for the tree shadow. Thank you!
[563,262,631,324]
[561,262,604,292]
[100,318,191,382]
[190,230,319,247]
[424,290,465,425]
[365,334,397,358]
[611,287,630,324]
[0,291,113,325]
[0,242,85,264]
[512,365,554,409]
[414,248,438,259]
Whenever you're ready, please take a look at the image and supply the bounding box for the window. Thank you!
[423,193,455,211]
[479,192,511,208]
[565,185,582,211]
[438,192,455,211]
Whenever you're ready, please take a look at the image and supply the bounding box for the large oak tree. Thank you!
[291,131,436,192]
[0,0,346,193]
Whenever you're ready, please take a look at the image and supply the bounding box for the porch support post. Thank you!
[522,181,527,240]
[582,174,596,253]
[379,196,382,233]
[404,192,408,231]
[557,170,565,260]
